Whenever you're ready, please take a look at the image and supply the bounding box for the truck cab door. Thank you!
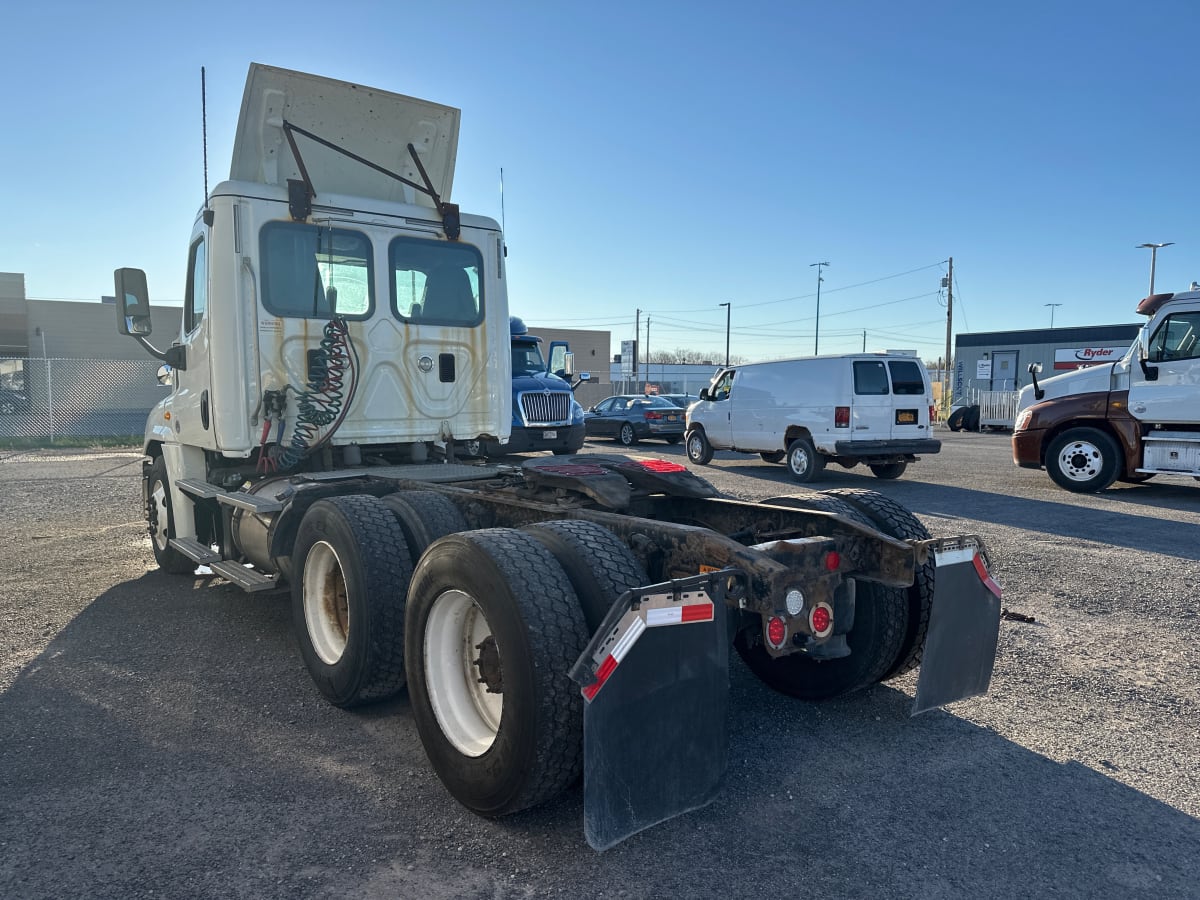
[170,235,218,449]
[850,360,892,442]
[1130,304,1200,423]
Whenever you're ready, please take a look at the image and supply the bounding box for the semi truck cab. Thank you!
[1013,286,1200,491]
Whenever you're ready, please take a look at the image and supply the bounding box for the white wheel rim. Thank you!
[688,435,703,459]
[790,447,810,475]
[424,589,502,757]
[1057,440,1103,483]
[149,479,170,551]
[303,540,350,665]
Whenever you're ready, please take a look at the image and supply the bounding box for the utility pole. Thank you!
[810,261,830,354]
[646,316,651,394]
[862,330,866,352]
[942,257,953,416]
[719,302,731,366]
[635,308,641,392]
[1044,302,1062,328]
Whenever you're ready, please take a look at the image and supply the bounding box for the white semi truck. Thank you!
[116,63,1003,850]
[1013,287,1200,492]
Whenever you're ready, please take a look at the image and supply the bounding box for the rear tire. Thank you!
[738,495,907,699]
[786,437,825,483]
[405,529,590,817]
[759,451,785,464]
[1046,427,1120,493]
[523,520,648,633]
[292,495,414,708]
[869,461,907,480]
[146,456,195,575]
[820,488,933,680]
[686,429,714,465]
[382,490,469,559]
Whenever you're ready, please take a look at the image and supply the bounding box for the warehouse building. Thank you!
[953,322,1142,399]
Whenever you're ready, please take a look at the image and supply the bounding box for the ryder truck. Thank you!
[1013,286,1200,492]
[116,63,1003,850]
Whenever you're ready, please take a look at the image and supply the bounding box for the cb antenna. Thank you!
[201,67,213,225]
[499,166,506,233]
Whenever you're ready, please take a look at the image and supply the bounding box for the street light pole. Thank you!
[810,261,830,355]
[719,302,731,367]
[1044,302,1063,328]
[1136,242,1174,295]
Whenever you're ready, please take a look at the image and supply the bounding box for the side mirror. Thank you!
[577,372,591,382]
[698,387,711,401]
[1027,362,1044,401]
[115,268,152,336]
[562,351,576,377]
[156,364,175,386]
[1137,336,1160,381]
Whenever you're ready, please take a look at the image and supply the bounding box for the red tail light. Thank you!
[766,616,787,649]
[835,406,850,428]
[929,405,935,423]
[645,411,663,421]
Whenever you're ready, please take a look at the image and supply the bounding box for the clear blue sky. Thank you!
[2,1,1196,363]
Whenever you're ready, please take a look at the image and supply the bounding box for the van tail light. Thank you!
[929,405,935,423]
[835,406,850,428]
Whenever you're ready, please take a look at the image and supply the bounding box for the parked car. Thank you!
[584,394,686,446]
[0,388,31,414]
[660,393,700,409]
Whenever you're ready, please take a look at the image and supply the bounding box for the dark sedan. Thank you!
[584,395,686,446]
[0,388,31,414]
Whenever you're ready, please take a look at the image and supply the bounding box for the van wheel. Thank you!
[869,461,907,480]
[1046,427,1120,493]
[759,451,785,464]
[786,437,825,483]
[686,429,714,465]
[145,456,196,575]
[617,423,638,446]
[292,495,414,708]
[405,529,589,816]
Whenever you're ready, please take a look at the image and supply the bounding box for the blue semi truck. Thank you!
[463,316,590,457]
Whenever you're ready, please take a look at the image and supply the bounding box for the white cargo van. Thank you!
[685,353,940,482]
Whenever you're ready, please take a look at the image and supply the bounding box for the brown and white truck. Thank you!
[115,63,1003,849]
[1013,287,1200,492]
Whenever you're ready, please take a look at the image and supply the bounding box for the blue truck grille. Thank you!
[519,391,571,426]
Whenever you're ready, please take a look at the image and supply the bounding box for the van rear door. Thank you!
[850,359,893,442]
[887,358,930,440]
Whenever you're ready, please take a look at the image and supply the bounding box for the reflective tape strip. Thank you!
[610,615,646,662]
[972,553,1003,599]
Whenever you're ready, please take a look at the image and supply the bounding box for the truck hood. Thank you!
[513,371,573,393]
[230,63,460,209]
[1017,363,1115,412]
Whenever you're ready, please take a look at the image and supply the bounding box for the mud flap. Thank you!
[569,573,738,851]
[913,541,1003,715]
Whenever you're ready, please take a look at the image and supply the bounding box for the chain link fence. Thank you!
[0,358,167,440]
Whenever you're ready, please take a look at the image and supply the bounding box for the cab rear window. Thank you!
[260,222,373,319]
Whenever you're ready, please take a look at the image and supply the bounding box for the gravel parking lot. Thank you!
[1,431,1198,899]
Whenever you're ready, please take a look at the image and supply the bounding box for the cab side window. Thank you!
[184,238,207,333]
[1149,312,1200,362]
[712,371,734,400]
[853,360,890,395]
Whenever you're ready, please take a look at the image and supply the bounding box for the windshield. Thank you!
[512,342,546,375]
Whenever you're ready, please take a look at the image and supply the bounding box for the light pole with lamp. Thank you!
[1136,242,1174,294]
[1044,303,1062,328]
[810,261,830,354]
[719,302,731,367]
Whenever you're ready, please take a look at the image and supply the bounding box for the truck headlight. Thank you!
[1015,408,1033,431]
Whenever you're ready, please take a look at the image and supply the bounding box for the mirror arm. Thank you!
[134,335,188,370]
